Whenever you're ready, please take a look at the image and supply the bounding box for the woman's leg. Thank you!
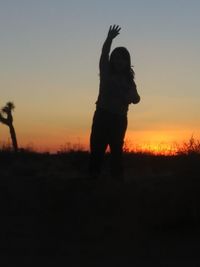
[109,115,127,181]
[89,110,108,178]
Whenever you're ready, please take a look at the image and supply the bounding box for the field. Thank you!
[1,149,200,266]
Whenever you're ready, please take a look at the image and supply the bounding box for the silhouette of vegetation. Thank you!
[123,136,200,156]
[0,102,18,152]
[1,141,200,265]
[176,136,200,155]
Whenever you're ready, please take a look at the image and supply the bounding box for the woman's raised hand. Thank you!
[107,25,121,40]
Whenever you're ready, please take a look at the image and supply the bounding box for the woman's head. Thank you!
[110,47,134,78]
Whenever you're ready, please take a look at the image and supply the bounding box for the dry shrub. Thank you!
[176,136,200,155]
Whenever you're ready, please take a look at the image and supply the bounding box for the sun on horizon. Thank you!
[1,131,199,156]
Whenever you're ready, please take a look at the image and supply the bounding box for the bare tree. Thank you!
[0,102,18,152]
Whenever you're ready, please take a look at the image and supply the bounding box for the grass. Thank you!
[1,139,200,266]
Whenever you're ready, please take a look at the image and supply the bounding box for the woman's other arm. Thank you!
[127,80,140,104]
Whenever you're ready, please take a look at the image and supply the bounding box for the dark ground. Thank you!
[1,151,200,266]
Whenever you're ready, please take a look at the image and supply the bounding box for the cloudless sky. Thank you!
[0,0,200,152]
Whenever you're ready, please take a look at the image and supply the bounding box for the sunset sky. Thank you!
[0,0,200,152]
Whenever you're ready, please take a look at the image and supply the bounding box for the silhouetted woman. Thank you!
[89,25,140,181]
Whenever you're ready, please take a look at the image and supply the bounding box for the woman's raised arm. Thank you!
[99,25,121,74]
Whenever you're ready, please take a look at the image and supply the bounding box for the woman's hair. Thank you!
[109,47,135,80]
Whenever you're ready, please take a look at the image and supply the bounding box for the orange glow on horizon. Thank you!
[125,142,178,155]
[124,129,200,155]
[1,126,200,155]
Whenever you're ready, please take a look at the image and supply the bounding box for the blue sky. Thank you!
[0,0,200,151]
